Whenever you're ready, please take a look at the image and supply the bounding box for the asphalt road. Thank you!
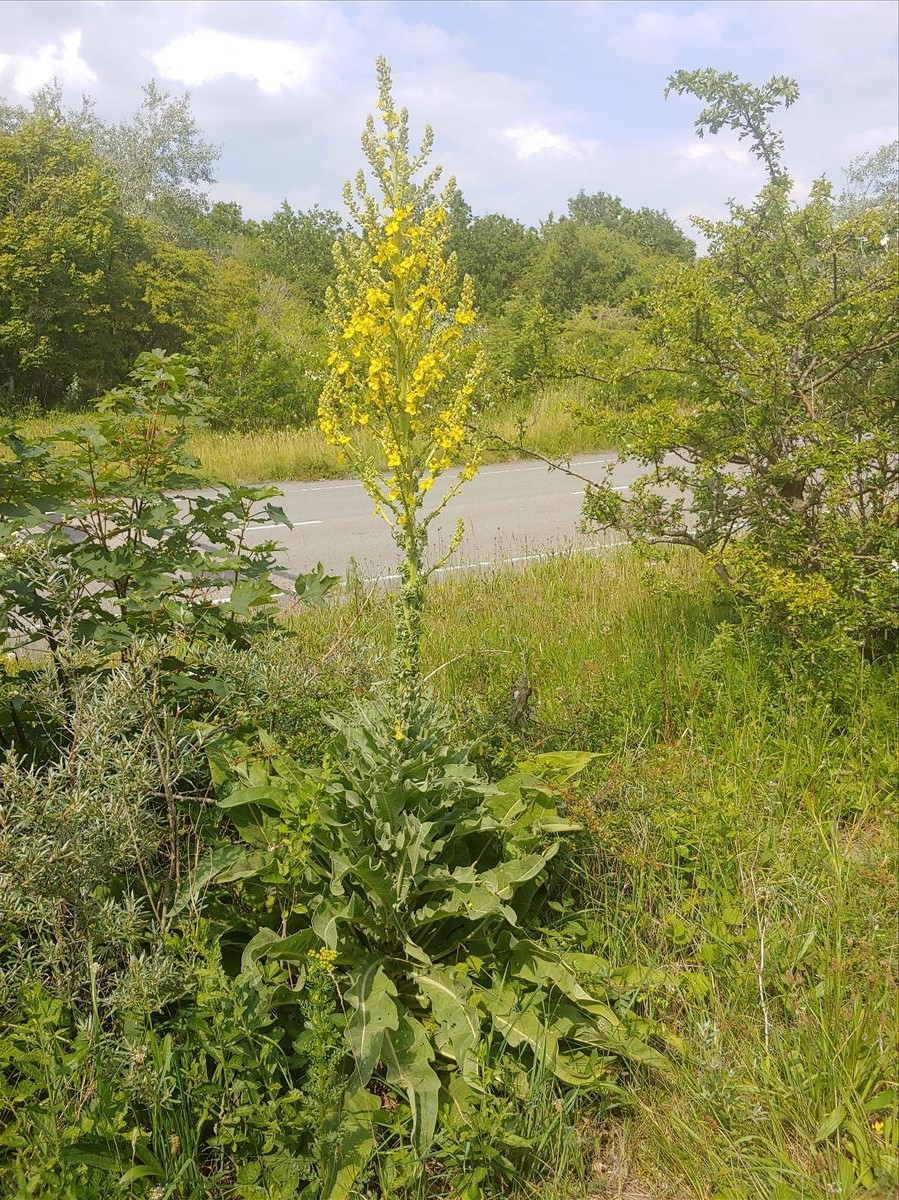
[246,453,646,586]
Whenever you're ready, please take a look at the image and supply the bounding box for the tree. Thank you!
[584,71,899,650]
[451,212,540,314]
[665,68,799,184]
[254,202,344,309]
[523,217,662,317]
[92,81,220,242]
[193,258,327,428]
[1,80,220,244]
[0,350,286,681]
[837,140,899,218]
[567,190,694,261]
[0,117,147,407]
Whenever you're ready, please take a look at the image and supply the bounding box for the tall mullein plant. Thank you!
[319,58,484,730]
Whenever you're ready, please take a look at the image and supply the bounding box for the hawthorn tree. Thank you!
[584,71,899,650]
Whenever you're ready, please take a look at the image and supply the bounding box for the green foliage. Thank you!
[451,213,541,315]
[584,72,899,649]
[523,217,663,318]
[837,139,899,219]
[0,350,288,686]
[480,296,557,407]
[0,95,328,426]
[90,80,220,243]
[0,936,342,1199]
[0,116,147,407]
[566,189,695,262]
[665,68,800,182]
[0,662,183,1000]
[200,696,662,1188]
[195,262,327,430]
[1,79,221,245]
[254,203,345,310]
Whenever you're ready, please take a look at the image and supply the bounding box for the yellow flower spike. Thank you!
[320,55,484,722]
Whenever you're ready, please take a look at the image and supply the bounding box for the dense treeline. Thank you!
[0,81,692,424]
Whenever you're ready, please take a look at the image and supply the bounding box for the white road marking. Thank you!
[284,481,365,494]
[251,520,321,530]
[363,540,629,584]
[568,485,628,495]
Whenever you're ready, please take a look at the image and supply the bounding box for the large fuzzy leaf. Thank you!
[381,1010,441,1151]
[507,938,617,1015]
[476,981,610,1087]
[516,751,598,783]
[413,852,552,926]
[414,965,480,1075]
[504,940,668,1070]
[320,1086,380,1200]
[311,891,382,948]
[168,845,268,915]
[344,959,399,1086]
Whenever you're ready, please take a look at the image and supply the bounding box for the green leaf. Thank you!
[119,1164,162,1184]
[815,1105,847,1143]
[344,958,399,1086]
[216,785,286,812]
[321,1087,380,1200]
[414,966,480,1073]
[168,845,268,914]
[381,1010,441,1151]
[515,751,598,783]
[227,578,277,614]
[294,562,340,606]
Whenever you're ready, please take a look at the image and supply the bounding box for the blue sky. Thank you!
[1,1,896,236]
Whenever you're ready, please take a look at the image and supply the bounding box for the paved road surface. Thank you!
[246,453,647,585]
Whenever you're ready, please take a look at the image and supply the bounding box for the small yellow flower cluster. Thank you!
[308,946,338,974]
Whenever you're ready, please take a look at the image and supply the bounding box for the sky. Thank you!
[1,0,897,237]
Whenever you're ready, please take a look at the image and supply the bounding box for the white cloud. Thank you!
[1,29,97,95]
[608,8,724,61]
[152,29,317,95]
[682,141,751,166]
[504,122,597,161]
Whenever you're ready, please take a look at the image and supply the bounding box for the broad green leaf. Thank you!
[294,562,340,606]
[516,751,598,782]
[382,1010,440,1151]
[254,927,319,964]
[216,785,286,812]
[168,845,267,914]
[414,966,480,1071]
[507,939,614,1014]
[814,1105,847,1143]
[344,959,399,1085]
[321,1086,380,1200]
[240,927,282,973]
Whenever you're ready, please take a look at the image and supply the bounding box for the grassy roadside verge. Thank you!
[273,548,898,1198]
[9,382,606,483]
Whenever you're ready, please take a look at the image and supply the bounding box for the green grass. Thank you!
[285,547,898,1199]
[10,381,607,483]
